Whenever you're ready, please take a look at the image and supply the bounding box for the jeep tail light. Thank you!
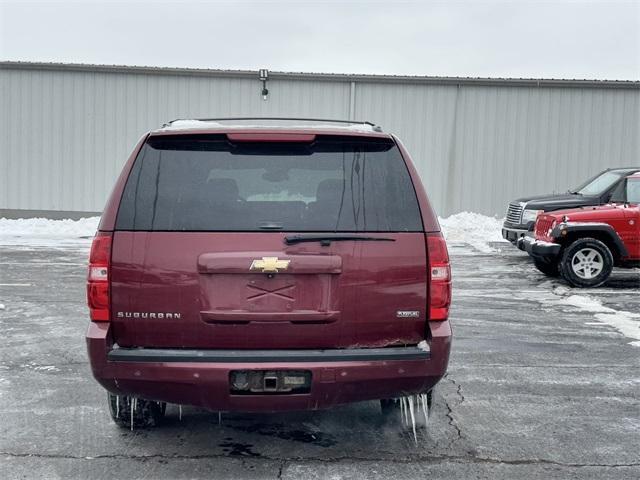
[427,232,451,321]
[87,232,112,321]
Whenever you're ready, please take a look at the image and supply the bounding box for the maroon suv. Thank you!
[86,118,452,427]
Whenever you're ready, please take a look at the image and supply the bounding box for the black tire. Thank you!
[559,238,614,288]
[107,392,166,428]
[534,259,560,277]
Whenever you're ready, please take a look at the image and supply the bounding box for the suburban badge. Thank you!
[116,311,181,319]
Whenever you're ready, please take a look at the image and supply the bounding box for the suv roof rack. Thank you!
[162,117,384,132]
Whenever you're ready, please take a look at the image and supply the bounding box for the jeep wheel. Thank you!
[560,238,613,288]
[107,393,166,429]
[533,259,560,277]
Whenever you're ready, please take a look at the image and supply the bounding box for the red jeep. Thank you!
[86,118,452,427]
[523,172,640,287]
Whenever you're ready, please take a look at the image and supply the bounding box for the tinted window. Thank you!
[576,171,622,196]
[627,179,640,204]
[116,135,423,232]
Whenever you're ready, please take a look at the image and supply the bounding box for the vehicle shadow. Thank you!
[111,397,454,461]
[604,271,640,289]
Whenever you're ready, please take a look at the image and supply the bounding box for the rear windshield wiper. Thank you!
[284,234,396,246]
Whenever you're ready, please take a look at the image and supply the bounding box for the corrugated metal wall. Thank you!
[1,64,639,217]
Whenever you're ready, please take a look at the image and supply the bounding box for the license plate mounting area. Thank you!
[229,370,312,394]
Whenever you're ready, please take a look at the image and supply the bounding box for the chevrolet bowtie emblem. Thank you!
[250,257,291,273]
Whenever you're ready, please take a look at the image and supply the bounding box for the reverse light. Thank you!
[87,232,112,321]
[427,232,451,321]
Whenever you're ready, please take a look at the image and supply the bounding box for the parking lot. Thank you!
[1,238,639,479]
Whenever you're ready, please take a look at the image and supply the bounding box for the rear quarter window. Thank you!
[115,134,423,232]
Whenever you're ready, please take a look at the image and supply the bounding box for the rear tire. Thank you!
[559,238,614,288]
[534,259,560,277]
[107,393,166,428]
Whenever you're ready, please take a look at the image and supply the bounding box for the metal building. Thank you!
[1,61,639,219]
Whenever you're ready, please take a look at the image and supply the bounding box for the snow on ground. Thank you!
[553,293,640,347]
[439,212,506,253]
[1,212,508,251]
[0,217,99,247]
[554,294,613,313]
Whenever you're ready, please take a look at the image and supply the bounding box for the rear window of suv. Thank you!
[115,134,423,232]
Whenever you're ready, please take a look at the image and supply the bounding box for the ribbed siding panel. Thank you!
[0,67,638,216]
[356,82,640,216]
[0,69,350,212]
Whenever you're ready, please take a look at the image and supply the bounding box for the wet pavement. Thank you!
[0,241,638,479]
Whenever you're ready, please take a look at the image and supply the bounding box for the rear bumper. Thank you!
[86,322,451,413]
[522,235,562,260]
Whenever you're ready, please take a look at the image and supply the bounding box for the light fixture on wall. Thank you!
[259,69,269,101]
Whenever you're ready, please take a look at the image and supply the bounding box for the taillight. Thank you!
[427,232,451,321]
[87,232,112,321]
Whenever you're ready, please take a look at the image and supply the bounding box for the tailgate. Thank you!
[110,232,427,349]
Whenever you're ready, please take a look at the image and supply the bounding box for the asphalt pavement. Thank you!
[0,241,638,479]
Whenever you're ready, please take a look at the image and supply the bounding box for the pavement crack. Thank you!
[1,451,638,469]
[442,374,464,448]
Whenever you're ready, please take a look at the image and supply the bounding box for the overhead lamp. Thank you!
[259,69,269,101]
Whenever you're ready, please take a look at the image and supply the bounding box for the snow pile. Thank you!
[439,212,506,253]
[0,216,100,246]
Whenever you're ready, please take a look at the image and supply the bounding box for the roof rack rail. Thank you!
[162,117,383,132]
